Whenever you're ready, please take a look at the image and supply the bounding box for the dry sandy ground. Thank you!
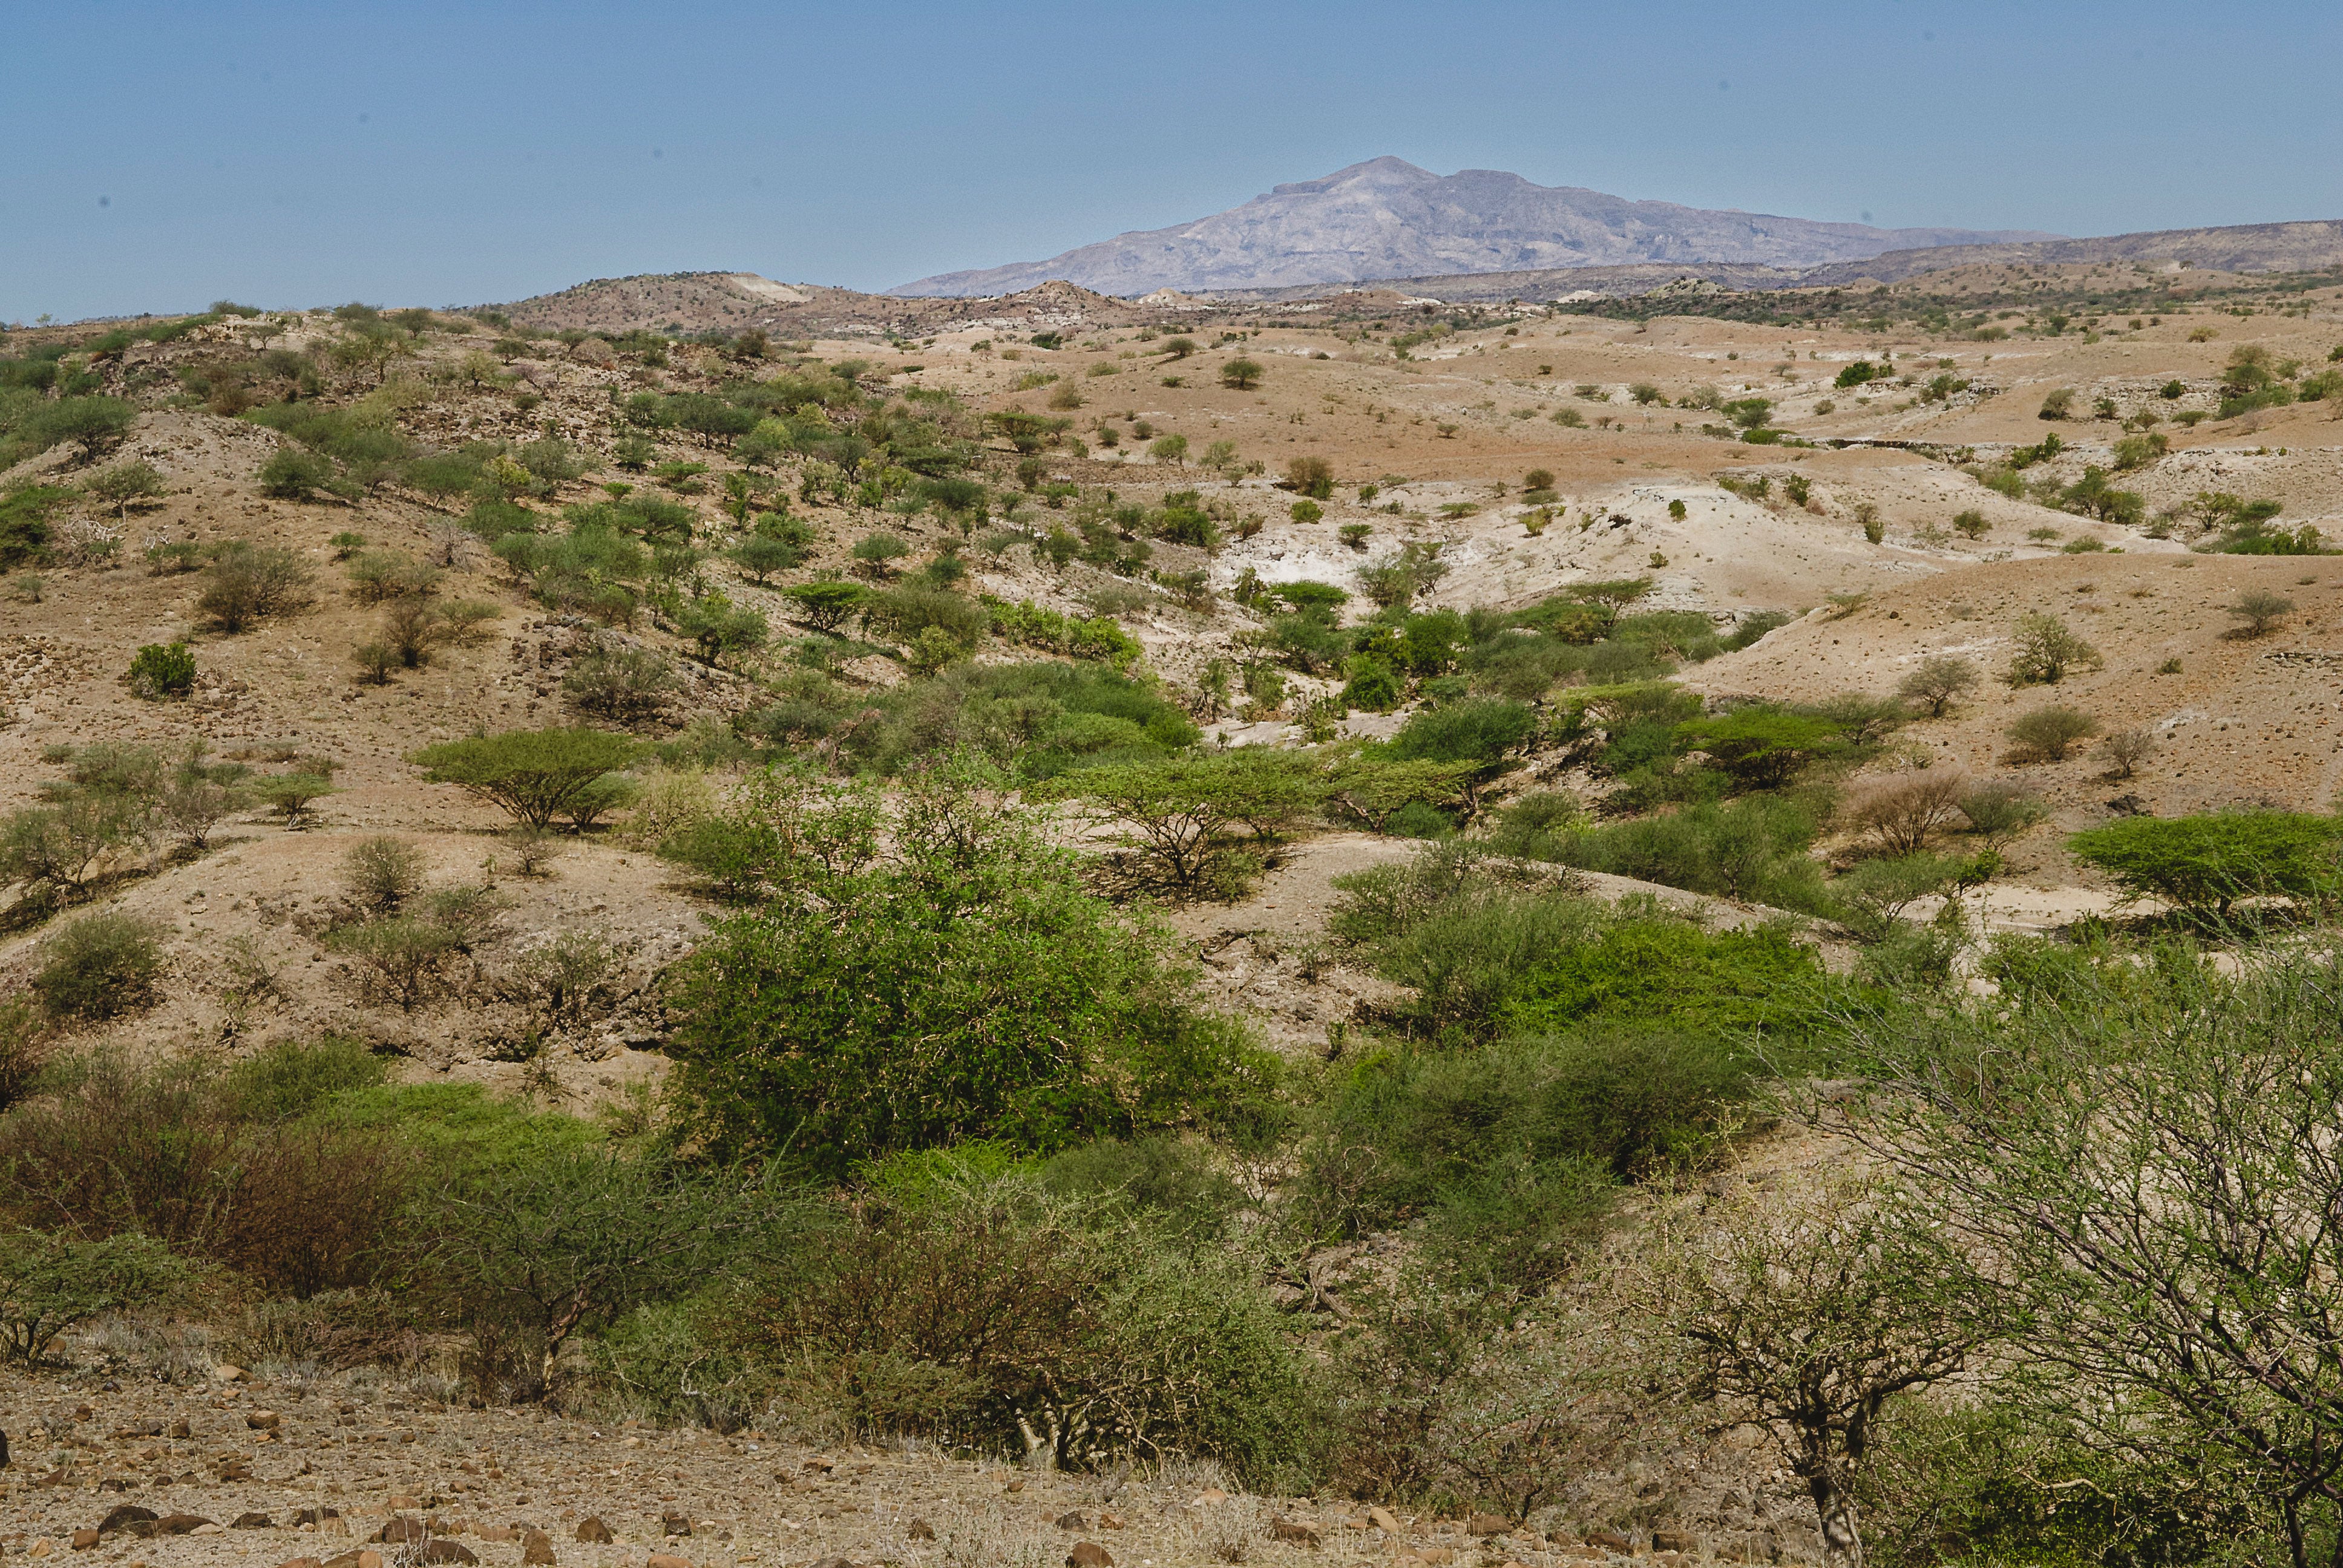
[0,1363,1783,1568]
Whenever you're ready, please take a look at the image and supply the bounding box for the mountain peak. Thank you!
[1268,155,1439,198]
[891,160,2057,298]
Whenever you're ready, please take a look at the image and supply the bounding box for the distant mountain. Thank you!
[1203,220,2343,306]
[890,157,2057,298]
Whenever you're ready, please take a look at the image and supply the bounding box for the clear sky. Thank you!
[6,0,2339,323]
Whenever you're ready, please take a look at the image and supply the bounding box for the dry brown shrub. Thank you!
[1843,766,1970,856]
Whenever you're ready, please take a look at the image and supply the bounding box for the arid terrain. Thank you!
[10,238,2343,1568]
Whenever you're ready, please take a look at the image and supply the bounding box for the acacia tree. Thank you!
[431,1151,772,1393]
[1835,950,2343,1568]
[411,728,638,829]
[1646,1174,1971,1568]
[1895,655,1981,718]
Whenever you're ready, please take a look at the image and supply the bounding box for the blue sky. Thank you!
[5,0,2339,322]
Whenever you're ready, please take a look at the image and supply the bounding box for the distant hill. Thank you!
[1213,220,2343,305]
[488,273,1173,341]
[888,157,2056,298]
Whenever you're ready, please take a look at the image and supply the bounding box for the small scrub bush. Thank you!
[2228,589,2295,638]
[126,641,196,700]
[2005,613,2102,685]
[2007,705,2101,762]
[0,1229,183,1365]
[33,912,168,1021]
[341,835,427,915]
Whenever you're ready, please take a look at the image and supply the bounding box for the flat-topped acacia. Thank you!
[411,727,639,829]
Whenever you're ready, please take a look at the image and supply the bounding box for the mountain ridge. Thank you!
[889,156,2057,298]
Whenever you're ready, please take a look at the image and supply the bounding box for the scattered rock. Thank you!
[1097,1511,1126,1530]
[807,1560,861,1568]
[215,1364,250,1382]
[1003,1479,1025,1494]
[1067,1544,1113,1568]
[1055,1512,1087,1530]
[280,1558,326,1568]
[905,1520,936,1542]
[248,1411,283,1431]
[235,1514,277,1529]
[475,1527,517,1544]
[1587,1531,1633,1553]
[98,1507,160,1536]
[1270,1519,1321,1547]
[1652,1530,1696,1553]
[168,1419,191,1439]
[646,1555,692,1568]
[1193,1488,1228,1507]
[416,1542,478,1564]
[323,1550,384,1568]
[375,1518,427,1544]
[522,1529,556,1565]
[97,1476,133,1492]
[71,1530,102,1552]
[1467,1515,1510,1537]
[573,1519,615,1545]
[132,1516,214,1538]
[1368,1507,1404,1534]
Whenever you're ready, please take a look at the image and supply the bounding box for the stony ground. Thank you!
[0,1364,1794,1568]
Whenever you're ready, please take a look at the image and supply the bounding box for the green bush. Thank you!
[676,593,769,667]
[727,535,801,584]
[1386,697,1538,776]
[861,586,985,652]
[1302,1028,1745,1284]
[563,644,678,723]
[197,542,316,633]
[663,760,1274,1174]
[1550,793,1829,910]
[2007,705,2100,762]
[33,913,166,1020]
[781,580,868,632]
[736,1160,1312,1480]
[412,728,640,829]
[2067,811,2343,916]
[2005,613,2103,686]
[986,599,1141,667]
[254,770,336,828]
[258,448,344,500]
[429,1149,772,1393]
[0,483,71,566]
[1332,851,1832,1046]
[1042,749,1330,900]
[126,641,195,700]
[10,396,136,465]
[1858,1397,2255,1568]
[0,1229,183,1364]
[1676,707,1849,789]
[0,793,148,899]
[342,835,426,913]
